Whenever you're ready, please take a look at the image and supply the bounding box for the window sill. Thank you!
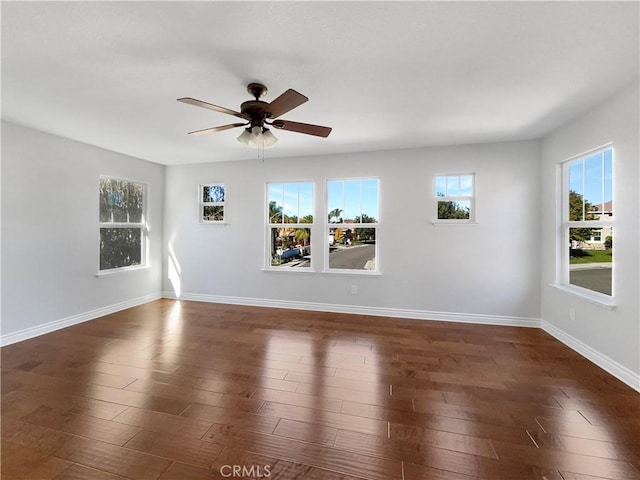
[96,265,149,277]
[549,284,616,309]
[321,269,381,276]
[430,220,479,226]
[262,268,316,273]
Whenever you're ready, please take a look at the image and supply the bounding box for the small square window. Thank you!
[434,174,475,221]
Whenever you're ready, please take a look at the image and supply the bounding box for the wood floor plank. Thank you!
[112,406,213,439]
[492,440,640,480]
[51,464,127,480]
[0,440,72,480]
[1,415,75,456]
[333,428,554,479]
[19,405,140,445]
[273,418,338,446]
[259,401,387,436]
[53,435,173,480]
[124,429,223,468]
[157,461,222,480]
[211,446,369,480]
[388,423,498,459]
[2,299,638,480]
[186,403,280,435]
[209,428,402,480]
[251,387,344,413]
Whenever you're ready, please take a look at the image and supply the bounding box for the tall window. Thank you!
[562,147,613,297]
[267,182,313,269]
[327,179,379,272]
[434,174,475,221]
[99,176,146,271]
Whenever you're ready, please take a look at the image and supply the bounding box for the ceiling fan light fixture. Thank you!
[261,128,278,148]
[237,127,252,146]
[238,125,277,149]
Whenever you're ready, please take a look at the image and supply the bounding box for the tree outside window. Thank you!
[99,176,146,271]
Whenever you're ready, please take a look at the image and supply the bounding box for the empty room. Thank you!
[1,2,639,479]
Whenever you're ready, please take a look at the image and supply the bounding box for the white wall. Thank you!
[1,122,165,342]
[540,82,640,383]
[163,141,541,324]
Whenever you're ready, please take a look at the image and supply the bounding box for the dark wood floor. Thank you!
[1,299,639,480]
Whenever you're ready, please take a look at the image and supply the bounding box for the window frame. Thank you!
[265,180,315,272]
[199,183,226,224]
[559,144,614,302]
[324,177,380,275]
[432,173,476,224]
[97,175,148,274]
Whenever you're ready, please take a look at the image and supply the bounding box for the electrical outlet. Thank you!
[351,284,358,295]
[569,307,576,321]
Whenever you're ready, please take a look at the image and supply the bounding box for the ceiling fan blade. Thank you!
[188,123,247,136]
[265,89,308,119]
[178,97,248,120]
[271,119,332,137]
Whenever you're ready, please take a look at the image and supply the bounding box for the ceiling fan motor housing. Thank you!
[240,100,271,128]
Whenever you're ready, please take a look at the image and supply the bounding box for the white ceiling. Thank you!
[2,1,638,165]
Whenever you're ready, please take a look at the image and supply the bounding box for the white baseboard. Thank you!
[0,293,162,347]
[542,320,640,393]
[162,291,540,328]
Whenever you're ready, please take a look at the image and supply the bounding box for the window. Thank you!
[267,182,313,269]
[200,184,225,223]
[434,174,475,221]
[99,176,146,271]
[562,146,613,297]
[327,179,379,272]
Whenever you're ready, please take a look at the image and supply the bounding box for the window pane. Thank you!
[604,149,613,217]
[584,152,603,221]
[327,181,344,223]
[299,182,313,223]
[446,176,459,196]
[361,179,379,222]
[283,183,299,223]
[269,227,311,268]
[100,228,142,270]
[203,185,225,203]
[459,175,473,196]
[328,228,376,270]
[343,180,361,223]
[437,200,470,220]
[99,177,112,222]
[203,205,224,221]
[268,183,283,224]
[569,227,612,295]
[435,176,447,197]
[568,159,584,221]
[100,178,143,223]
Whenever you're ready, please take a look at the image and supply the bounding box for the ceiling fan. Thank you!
[178,83,332,148]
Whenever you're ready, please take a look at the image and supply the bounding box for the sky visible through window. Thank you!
[327,179,378,222]
[269,180,379,222]
[268,182,313,221]
[435,174,473,197]
[568,149,613,209]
